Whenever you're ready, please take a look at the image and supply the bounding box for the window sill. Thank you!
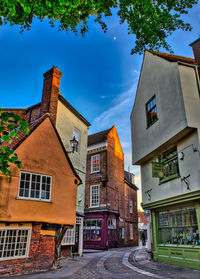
[0,255,28,261]
[159,174,180,185]
[158,244,200,249]
[146,118,159,129]
[90,171,100,174]
[16,197,52,203]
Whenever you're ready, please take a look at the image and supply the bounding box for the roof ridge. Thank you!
[147,50,195,63]
[88,126,113,137]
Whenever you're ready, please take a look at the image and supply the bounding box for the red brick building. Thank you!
[84,126,138,250]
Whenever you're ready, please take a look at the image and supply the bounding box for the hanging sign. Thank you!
[152,162,164,178]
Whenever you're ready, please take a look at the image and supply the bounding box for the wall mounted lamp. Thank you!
[67,136,79,153]
[178,152,184,160]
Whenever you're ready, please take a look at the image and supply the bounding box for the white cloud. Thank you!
[92,82,137,130]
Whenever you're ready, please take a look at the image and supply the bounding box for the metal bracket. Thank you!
[181,174,191,190]
[145,189,152,201]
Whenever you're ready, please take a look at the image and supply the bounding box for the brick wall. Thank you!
[0,223,55,276]
[40,66,62,125]
[85,150,107,209]
[85,126,138,247]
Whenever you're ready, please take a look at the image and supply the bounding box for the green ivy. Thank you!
[0,110,29,176]
[0,0,197,54]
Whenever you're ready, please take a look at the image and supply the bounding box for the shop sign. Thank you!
[152,162,164,178]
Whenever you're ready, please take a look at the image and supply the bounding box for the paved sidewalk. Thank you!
[129,248,200,279]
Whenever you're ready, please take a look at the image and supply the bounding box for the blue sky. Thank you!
[0,3,200,205]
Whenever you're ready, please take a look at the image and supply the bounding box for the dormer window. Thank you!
[146,95,158,128]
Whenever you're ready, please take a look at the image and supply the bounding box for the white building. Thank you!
[131,39,200,269]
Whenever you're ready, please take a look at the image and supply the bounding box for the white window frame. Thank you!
[91,154,100,173]
[130,224,133,240]
[90,185,100,208]
[73,127,80,152]
[62,227,75,246]
[18,171,52,202]
[0,226,32,261]
[120,227,125,239]
[129,200,133,214]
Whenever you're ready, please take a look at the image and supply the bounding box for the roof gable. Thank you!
[5,114,81,182]
[88,126,113,146]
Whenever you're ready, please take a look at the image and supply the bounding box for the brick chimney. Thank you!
[190,38,200,77]
[40,66,63,124]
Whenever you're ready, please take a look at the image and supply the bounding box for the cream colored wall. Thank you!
[0,118,78,225]
[179,64,200,140]
[141,130,200,205]
[56,100,88,213]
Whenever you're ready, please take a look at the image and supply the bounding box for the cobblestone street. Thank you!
[4,247,200,279]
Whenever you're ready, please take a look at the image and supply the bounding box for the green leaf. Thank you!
[2,135,10,142]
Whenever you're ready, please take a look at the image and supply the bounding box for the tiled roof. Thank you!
[147,50,195,65]
[88,127,113,146]
[3,114,47,150]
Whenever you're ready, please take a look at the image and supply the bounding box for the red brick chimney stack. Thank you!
[190,38,200,78]
[40,66,63,124]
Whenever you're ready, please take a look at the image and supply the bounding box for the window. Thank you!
[73,128,80,152]
[19,172,52,201]
[108,218,116,229]
[159,147,179,183]
[146,95,158,128]
[90,185,99,207]
[120,227,125,239]
[130,224,134,240]
[91,154,100,173]
[83,219,102,241]
[0,227,31,260]
[129,200,133,214]
[157,207,200,246]
[62,227,75,245]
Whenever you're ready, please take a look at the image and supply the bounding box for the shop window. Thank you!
[159,147,180,183]
[91,154,100,173]
[0,227,31,260]
[19,171,51,201]
[90,185,99,207]
[157,207,200,246]
[83,219,102,241]
[146,95,158,128]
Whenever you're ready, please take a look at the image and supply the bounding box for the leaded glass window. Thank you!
[159,147,179,183]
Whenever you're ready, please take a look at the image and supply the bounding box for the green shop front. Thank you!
[144,192,200,270]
